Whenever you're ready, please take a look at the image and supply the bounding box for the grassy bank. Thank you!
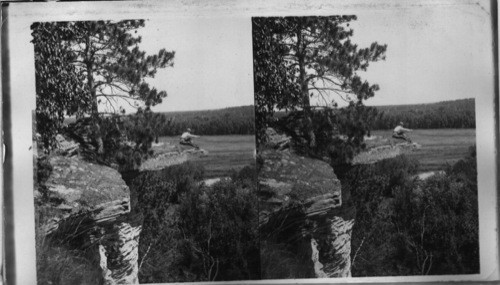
[158,135,256,178]
[370,129,475,172]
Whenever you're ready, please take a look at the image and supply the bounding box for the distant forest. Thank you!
[64,99,475,138]
[65,106,256,137]
[156,105,255,136]
[370,98,475,130]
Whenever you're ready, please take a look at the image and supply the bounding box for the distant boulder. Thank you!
[264,127,291,150]
[139,144,208,172]
[353,139,421,165]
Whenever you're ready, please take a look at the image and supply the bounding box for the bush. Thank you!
[276,104,378,167]
[63,109,162,172]
[36,242,103,285]
[177,179,260,281]
[99,112,156,172]
[260,241,313,279]
[230,164,257,188]
[133,163,259,283]
[34,156,53,202]
[343,151,479,276]
[259,203,314,279]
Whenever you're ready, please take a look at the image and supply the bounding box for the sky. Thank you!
[349,3,494,106]
[137,17,254,112]
[131,2,494,112]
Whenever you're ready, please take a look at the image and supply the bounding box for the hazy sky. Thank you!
[138,17,254,112]
[134,2,493,112]
[350,3,494,106]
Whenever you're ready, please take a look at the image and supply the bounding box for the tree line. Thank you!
[370,98,475,130]
[152,105,255,136]
[141,97,474,141]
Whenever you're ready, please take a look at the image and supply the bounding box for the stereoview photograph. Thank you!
[22,1,495,285]
[31,18,259,284]
[253,13,481,279]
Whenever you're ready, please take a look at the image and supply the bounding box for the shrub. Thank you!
[260,241,312,279]
[34,156,53,202]
[230,164,257,188]
[177,179,260,281]
[343,150,478,276]
[134,163,259,283]
[276,104,378,167]
[99,113,156,172]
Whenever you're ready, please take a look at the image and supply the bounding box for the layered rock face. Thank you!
[139,143,208,171]
[37,139,142,284]
[353,138,421,165]
[258,146,355,278]
[36,133,211,284]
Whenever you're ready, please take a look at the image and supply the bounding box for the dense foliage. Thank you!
[130,163,260,283]
[32,20,174,152]
[62,108,167,171]
[32,22,89,150]
[252,16,386,166]
[342,147,479,276]
[371,98,475,130]
[276,104,379,166]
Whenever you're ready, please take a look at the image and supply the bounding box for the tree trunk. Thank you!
[85,34,104,155]
[296,20,315,148]
[296,20,310,109]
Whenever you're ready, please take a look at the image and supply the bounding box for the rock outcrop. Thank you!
[353,139,421,165]
[37,136,142,285]
[259,129,355,278]
[139,143,208,171]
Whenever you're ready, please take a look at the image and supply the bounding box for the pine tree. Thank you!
[32,20,175,151]
[252,16,386,163]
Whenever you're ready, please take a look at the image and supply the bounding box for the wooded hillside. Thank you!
[157,105,255,136]
[370,98,475,130]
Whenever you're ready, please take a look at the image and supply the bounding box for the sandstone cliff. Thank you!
[36,134,209,284]
[259,129,355,278]
[36,136,141,285]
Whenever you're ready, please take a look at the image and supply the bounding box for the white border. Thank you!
[4,1,498,284]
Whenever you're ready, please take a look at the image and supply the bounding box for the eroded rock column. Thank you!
[316,216,355,277]
[99,222,142,285]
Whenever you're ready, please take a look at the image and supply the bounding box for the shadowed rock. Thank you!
[259,139,354,278]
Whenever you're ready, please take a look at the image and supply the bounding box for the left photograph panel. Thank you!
[31,19,259,284]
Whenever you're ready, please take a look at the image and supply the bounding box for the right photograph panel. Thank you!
[253,13,481,279]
